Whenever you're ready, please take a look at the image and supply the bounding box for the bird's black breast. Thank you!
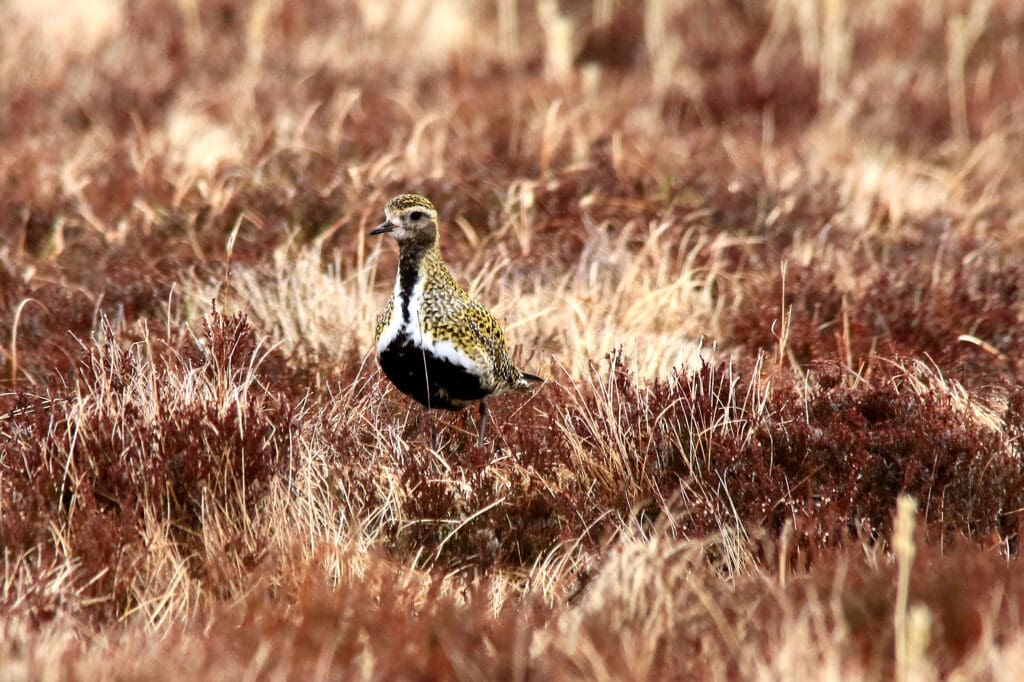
[378,336,489,410]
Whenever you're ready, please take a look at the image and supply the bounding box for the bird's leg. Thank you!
[426,406,438,449]
[477,400,490,447]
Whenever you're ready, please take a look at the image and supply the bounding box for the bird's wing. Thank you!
[374,296,394,344]
[460,299,524,385]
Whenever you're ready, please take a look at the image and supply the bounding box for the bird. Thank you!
[370,193,542,446]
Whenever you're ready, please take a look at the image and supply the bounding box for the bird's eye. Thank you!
[409,211,424,221]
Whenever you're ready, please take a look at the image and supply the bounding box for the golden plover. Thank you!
[371,193,542,445]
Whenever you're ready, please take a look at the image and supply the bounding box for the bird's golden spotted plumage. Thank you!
[370,193,541,444]
[384,193,437,213]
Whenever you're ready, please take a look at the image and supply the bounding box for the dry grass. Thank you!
[3,0,1024,679]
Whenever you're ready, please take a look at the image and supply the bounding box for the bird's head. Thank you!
[370,194,438,245]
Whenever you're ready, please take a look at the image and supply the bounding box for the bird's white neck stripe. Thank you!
[377,270,425,352]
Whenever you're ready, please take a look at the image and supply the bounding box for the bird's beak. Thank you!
[369,221,394,236]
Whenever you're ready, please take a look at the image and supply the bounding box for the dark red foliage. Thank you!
[0,312,296,624]
[728,256,1024,385]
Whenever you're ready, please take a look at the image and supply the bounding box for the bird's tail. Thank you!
[517,371,544,390]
